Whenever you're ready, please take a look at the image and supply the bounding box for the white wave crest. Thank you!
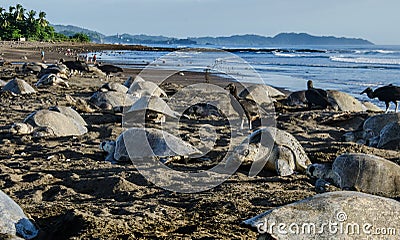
[330,56,400,65]
[272,51,307,58]
[354,50,396,54]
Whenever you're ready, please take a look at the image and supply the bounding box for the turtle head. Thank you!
[306,163,332,179]
[10,123,33,135]
[224,83,237,96]
[100,141,116,154]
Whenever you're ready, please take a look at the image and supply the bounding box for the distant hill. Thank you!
[192,33,373,46]
[51,24,105,43]
[103,34,196,45]
[52,24,374,46]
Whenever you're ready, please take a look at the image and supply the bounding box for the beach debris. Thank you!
[327,90,365,112]
[361,84,400,112]
[124,95,180,124]
[243,191,400,239]
[305,80,331,109]
[239,84,285,102]
[35,73,69,88]
[99,82,128,93]
[226,127,311,176]
[95,63,123,79]
[342,113,400,146]
[225,83,259,129]
[0,190,38,239]
[100,127,201,163]
[89,91,139,111]
[2,78,36,95]
[307,153,400,197]
[10,107,87,137]
[127,80,167,98]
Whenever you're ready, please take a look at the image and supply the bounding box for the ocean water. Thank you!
[94,45,400,110]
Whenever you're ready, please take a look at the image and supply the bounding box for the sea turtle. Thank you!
[168,84,240,118]
[35,74,69,88]
[307,153,400,197]
[99,82,128,93]
[243,191,400,239]
[127,80,167,98]
[99,127,201,163]
[89,91,139,111]
[0,79,7,88]
[226,127,311,176]
[285,90,307,107]
[1,78,36,95]
[10,108,88,137]
[327,90,365,112]
[124,95,179,124]
[38,64,68,79]
[363,113,400,136]
[342,113,400,145]
[362,101,383,112]
[0,190,38,239]
[21,62,46,73]
[48,106,87,127]
[123,75,145,88]
[239,84,285,105]
[377,120,400,149]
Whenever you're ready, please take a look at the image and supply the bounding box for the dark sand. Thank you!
[0,41,399,239]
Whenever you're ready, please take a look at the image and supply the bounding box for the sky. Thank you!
[3,0,400,45]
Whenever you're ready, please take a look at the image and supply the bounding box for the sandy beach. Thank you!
[0,41,399,239]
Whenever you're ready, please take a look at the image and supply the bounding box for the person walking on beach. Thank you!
[92,54,97,64]
[40,50,45,62]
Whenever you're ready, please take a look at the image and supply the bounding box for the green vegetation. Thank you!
[0,4,90,42]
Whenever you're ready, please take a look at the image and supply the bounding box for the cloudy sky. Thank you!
[4,0,400,44]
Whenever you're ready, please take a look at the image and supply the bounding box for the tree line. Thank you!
[0,4,90,42]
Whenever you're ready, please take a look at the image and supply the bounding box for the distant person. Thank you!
[93,54,97,64]
[85,55,89,63]
[40,50,45,62]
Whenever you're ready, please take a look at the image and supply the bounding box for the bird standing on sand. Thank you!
[224,83,259,130]
[361,84,400,112]
[96,63,123,79]
[59,59,89,74]
[305,80,330,109]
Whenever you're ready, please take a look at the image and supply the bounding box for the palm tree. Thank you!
[26,10,36,23]
[38,11,47,27]
[15,4,26,21]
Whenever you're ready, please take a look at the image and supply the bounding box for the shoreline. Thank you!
[0,41,398,239]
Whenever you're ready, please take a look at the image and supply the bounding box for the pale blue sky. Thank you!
[3,0,400,44]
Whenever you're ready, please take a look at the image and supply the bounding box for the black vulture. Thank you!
[305,80,330,109]
[361,84,400,112]
[96,63,123,79]
[224,83,259,130]
[60,59,89,73]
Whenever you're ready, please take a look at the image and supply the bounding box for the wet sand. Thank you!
[0,41,399,239]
